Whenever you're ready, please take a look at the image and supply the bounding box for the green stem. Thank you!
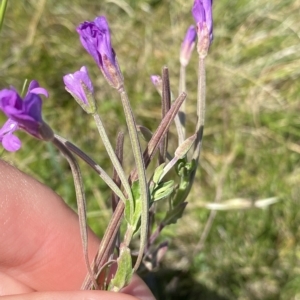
[183,57,206,200]
[52,137,98,289]
[92,112,133,215]
[118,87,149,271]
[193,57,206,161]
[54,134,126,204]
[0,0,8,33]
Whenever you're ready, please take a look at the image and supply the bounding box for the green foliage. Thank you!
[108,246,133,292]
[151,180,175,202]
[1,0,300,299]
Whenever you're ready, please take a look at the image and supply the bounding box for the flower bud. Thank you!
[180,25,197,67]
[63,66,96,114]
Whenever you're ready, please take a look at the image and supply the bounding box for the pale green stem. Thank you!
[174,112,185,146]
[0,0,8,33]
[181,57,206,202]
[92,112,133,215]
[118,86,149,271]
[54,134,126,203]
[52,137,98,289]
[192,57,206,161]
[159,156,177,180]
[178,64,187,142]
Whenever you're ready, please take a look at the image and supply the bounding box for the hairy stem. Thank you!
[118,87,149,271]
[52,136,98,289]
[93,112,133,215]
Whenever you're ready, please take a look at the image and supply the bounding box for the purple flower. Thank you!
[150,75,162,95]
[180,25,197,66]
[192,0,213,42]
[63,66,94,105]
[77,16,123,88]
[150,75,162,87]
[0,81,52,151]
[0,89,43,137]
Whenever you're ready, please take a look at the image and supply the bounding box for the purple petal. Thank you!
[2,132,21,152]
[23,93,43,123]
[63,66,94,104]
[27,80,40,92]
[192,0,213,41]
[77,22,101,66]
[150,75,161,86]
[180,25,197,66]
[0,119,21,152]
[192,0,205,24]
[0,89,23,112]
[94,16,115,63]
[29,87,49,98]
[27,80,49,98]
[77,16,116,71]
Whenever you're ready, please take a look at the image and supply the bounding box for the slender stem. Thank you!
[0,0,8,33]
[193,57,206,160]
[111,132,124,253]
[54,134,126,204]
[93,112,132,201]
[81,200,124,290]
[178,64,187,141]
[52,137,98,289]
[182,57,206,201]
[159,67,171,164]
[111,131,124,211]
[174,113,185,146]
[118,87,149,271]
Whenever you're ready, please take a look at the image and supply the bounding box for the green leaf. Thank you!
[130,181,142,231]
[125,181,142,226]
[109,246,133,292]
[152,180,175,202]
[162,202,188,226]
[131,181,140,203]
[124,198,132,225]
[152,163,166,184]
[132,194,142,231]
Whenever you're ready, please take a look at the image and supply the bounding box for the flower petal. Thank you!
[2,132,21,152]
[27,80,49,98]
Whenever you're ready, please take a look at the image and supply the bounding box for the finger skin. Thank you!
[0,160,155,299]
[0,291,139,300]
[0,272,34,295]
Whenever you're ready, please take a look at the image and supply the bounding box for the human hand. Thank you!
[0,160,155,300]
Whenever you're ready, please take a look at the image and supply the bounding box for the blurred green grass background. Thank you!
[1,0,300,299]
